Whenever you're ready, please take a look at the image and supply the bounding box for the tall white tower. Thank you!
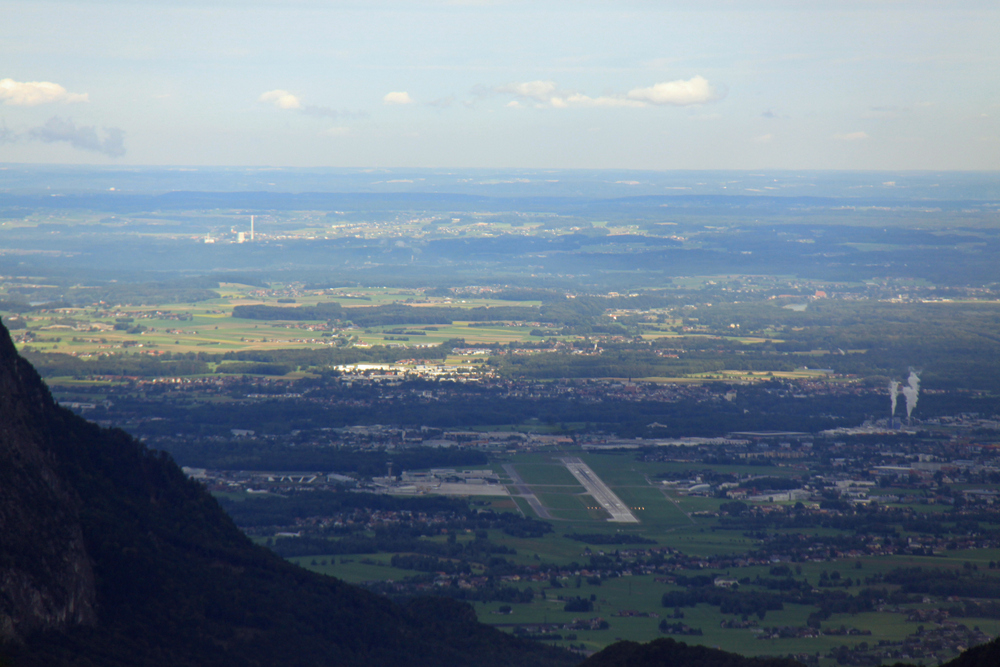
[250,215,255,242]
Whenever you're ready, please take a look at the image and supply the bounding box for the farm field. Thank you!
[4,280,804,385]
[5,286,557,359]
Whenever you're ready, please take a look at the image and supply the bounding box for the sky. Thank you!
[1,0,998,170]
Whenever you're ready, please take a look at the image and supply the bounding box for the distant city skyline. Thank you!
[1,0,998,170]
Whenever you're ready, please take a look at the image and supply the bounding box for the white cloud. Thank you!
[834,131,870,141]
[496,80,557,103]
[557,93,644,108]
[259,89,302,110]
[26,116,125,156]
[751,133,774,143]
[0,78,88,106]
[383,91,414,105]
[495,76,721,110]
[259,89,360,119]
[626,76,720,106]
[497,81,643,108]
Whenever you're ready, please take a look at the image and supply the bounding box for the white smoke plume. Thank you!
[900,371,920,422]
[889,380,900,417]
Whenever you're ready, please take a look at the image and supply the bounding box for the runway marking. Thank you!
[502,464,552,520]
[558,457,639,523]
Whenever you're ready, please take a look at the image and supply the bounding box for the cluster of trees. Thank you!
[366,576,537,605]
[389,554,471,575]
[719,504,1000,547]
[233,303,541,327]
[264,527,519,564]
[221,490,465,527]
[661,573,882,622]
[223,489,548,535]
[105,378,861,443]
[562,596,594,612]
[738,477,802,491]
[947,600,1000,620]
[878,567,1000,599]
[222,489,553,564]
[564,532,656,545]
[658,620,702,636]
[3,276,225,309]
[232,297,637,335]
[175,444,488,476]
[25,351,213,377]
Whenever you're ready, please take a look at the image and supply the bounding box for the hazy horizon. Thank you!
[2,165,999,200]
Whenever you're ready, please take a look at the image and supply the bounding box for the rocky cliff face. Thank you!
[0,318,96,641]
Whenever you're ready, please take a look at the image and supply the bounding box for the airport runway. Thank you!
[502,464,552,519]
[559,457,639,523]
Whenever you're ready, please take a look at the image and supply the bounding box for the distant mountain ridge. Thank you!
[1,191,994,215]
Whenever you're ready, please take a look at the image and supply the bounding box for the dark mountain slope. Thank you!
[578,638,805,667]
[574,623,1000,667]
[939,636,1000,667]
[0,318,575,667]
[0,322,96,640]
